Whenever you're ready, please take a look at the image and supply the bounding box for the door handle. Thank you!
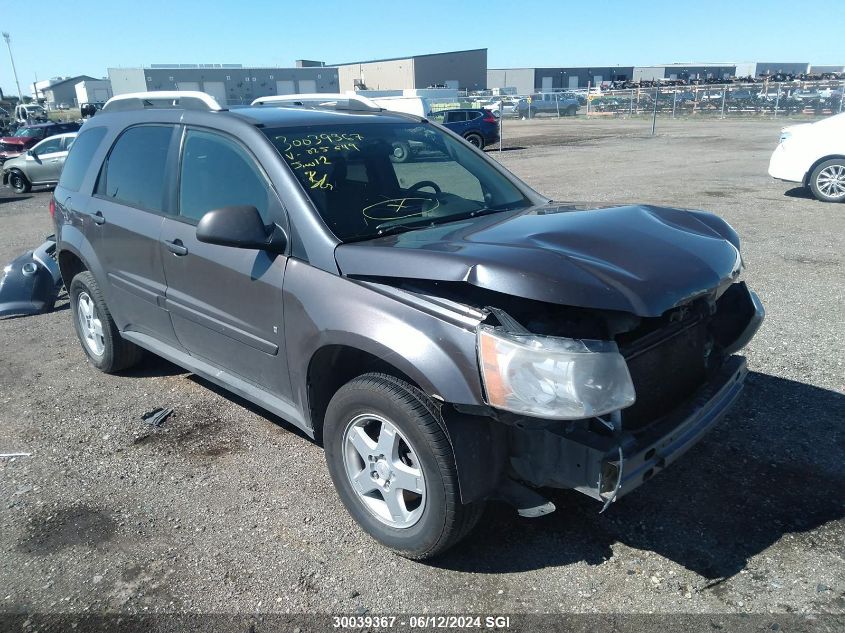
[164,239,188,256]
[92,211,105,225]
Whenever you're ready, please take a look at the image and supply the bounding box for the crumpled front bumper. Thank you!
[0,237,62,317]
[509,355,749,504]
[508,288,764,507]
[606,355,747,502]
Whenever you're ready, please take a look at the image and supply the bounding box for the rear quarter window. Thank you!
[58,126,108,192]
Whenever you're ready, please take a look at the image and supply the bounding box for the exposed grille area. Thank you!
[620,317,710,432]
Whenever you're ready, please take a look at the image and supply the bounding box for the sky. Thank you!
[1,0,841,95]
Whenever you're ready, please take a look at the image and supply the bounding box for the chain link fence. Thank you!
[584,80,844,119]
[479,80,844,121]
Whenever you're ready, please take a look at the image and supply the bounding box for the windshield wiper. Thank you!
[371,202,530,237]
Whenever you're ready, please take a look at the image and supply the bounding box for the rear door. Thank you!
[89,124,179,344]
[443,110,469,135]
[159,127,292,398]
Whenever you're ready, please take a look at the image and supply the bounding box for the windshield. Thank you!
[262,122,529,241]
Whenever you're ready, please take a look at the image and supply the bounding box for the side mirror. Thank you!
[27,149,35,157]
[196,205,286,253]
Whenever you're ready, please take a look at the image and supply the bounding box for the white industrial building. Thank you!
[75,79,113,106]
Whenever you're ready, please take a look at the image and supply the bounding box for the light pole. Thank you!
[2,32,24,103]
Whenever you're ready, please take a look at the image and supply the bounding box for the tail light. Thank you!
[482,109,497,123]
[48,196,55,219]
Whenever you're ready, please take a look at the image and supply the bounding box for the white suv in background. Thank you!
[768,113,845,202]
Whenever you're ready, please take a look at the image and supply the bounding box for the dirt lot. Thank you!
[0,118,843,622]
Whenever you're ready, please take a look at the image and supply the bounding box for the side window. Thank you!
[34,137,63,155]
[58,126,108,192]
[468,111,482,121]
[178,129,272,223]
[63,136,76,151]
[95,125,173,212]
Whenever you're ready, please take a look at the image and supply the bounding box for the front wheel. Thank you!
[8,169,30,193]
[809,159,845,202]
[324,373,485,560]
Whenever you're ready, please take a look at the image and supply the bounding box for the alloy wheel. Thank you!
[77,291,105,356]
[816,164,845,199]
[342,413,426,528]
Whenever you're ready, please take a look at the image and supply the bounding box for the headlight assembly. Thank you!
[477,325,636,420]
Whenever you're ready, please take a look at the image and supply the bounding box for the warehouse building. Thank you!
[734,62,809,78]
[333,49,487,92]
[488,66,633,93]
[75,79,113,106]
[810,65,845,74]
[33,75,99,108]
[108,64,339,106]
[633,64,737,82]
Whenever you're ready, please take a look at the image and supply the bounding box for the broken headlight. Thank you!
[477,325,636,419]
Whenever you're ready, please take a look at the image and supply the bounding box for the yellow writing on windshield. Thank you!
[273,133,367,190]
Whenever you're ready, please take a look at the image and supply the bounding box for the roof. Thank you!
[332,48,486,67]
[228,105,419,127]
[43,75,99,90]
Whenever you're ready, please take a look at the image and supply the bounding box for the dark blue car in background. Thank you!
[432,108,499,149]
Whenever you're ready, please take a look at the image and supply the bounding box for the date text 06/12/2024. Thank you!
[332,615,513,629]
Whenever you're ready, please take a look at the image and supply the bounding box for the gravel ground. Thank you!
[0,117,843,623]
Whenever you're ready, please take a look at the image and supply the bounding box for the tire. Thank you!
[566,105,577,116]
[8,169,30,194]
[464,133,484,149]
[808,159,845,203]
[324,373,485,560]
[389,140,411,163]
[68,271,144,373]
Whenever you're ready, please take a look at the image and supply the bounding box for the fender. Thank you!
[283,258,486,425]
[56,224,111,297]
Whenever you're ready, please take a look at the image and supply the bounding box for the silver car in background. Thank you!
[2,132,77,193]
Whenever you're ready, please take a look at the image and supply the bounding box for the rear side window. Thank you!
[58,126,107,192]
[467,111,482,121]
[96,125,173,212]
[178,129,272,223]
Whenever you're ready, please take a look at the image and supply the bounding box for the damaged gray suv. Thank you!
[53,91,763,559]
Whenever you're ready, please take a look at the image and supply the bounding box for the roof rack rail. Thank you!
[250,93,382,112]
[102,91,224,113]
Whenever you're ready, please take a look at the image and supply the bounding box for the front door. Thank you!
[25,135,66,184]
[159,127,292,398]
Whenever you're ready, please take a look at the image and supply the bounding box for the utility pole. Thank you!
[651,85,658,135]
[2,32,24,103]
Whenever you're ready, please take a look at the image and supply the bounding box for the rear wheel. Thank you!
[324,373,485,559]
[566,105,577,116]
[69,271,144,373]
[464,133,484,149]
[809,159,845,202]
[8,169,30,194]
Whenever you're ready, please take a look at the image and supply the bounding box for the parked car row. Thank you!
[0,121,81,164]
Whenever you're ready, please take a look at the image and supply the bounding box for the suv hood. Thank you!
[334,204,742,317]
